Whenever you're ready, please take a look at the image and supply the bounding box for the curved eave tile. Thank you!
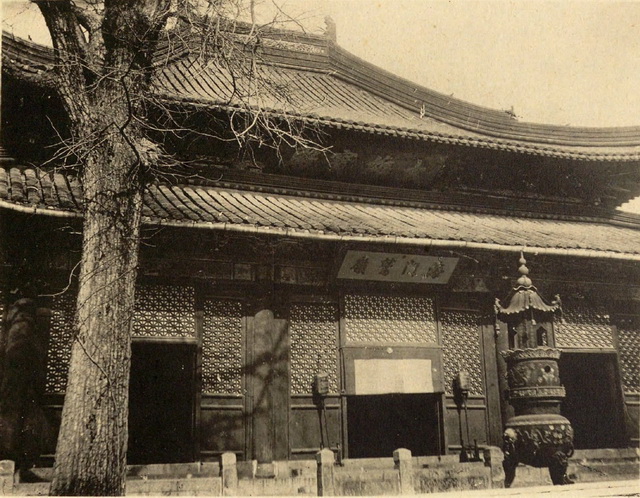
[1,166,640,260]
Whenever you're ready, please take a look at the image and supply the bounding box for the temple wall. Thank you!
[0,228,637,465]
[38,279,497,463]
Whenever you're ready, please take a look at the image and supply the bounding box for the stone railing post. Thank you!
[483,446,505,488]
[393,448,414,495]
[316,448,335,496]
[0,460,15,496]
[221,452,238,496]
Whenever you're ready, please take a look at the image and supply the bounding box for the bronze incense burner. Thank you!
[495,256,574,487]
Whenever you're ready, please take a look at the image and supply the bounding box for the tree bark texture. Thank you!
[35,1,170,495]
[49,142,143,496]
[33,0,295,493]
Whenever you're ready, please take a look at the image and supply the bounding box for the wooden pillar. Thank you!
[271,307,289,461]
[481,323,504,446]
[494,319,513,428]
[249,301,290,463]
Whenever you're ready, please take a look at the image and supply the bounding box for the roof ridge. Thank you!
[326,45,640,145]
[3,30,640,156]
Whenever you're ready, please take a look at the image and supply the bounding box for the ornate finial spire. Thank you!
[516,252,532,288]
[496,253,560,318]
[324,16,337,42]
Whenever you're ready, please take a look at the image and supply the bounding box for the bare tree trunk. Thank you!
[49,135,143,496]
[31,1,314,494]
[34,2,167,494]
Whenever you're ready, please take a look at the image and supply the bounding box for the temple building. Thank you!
[1,24,639,472]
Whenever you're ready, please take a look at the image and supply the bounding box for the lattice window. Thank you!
[344,294,437,343]
[132,285,196,338]
[440,310,484,396]
[618,319,640,392]
[555,301,613,348]
[290,303,339,394]
[46,292,76,394]
[202,298,244,394]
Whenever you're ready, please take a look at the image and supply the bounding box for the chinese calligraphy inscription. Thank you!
[338,251,458,284]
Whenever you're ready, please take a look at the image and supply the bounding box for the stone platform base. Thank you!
[2,447,638,496]
[510,447,640,488]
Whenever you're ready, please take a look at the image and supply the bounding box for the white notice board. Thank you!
[354,359,434,394]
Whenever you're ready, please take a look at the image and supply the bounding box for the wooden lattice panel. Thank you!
[290,303,339,394]
[618,320,640,392]
[132,285,196,338]
[555,302,613,348]
[440,310,484,395]
[202,298,244,394]
[45,292,75,393]
[344,294,437,343]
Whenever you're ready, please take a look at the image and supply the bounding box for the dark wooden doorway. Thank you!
[346,393,442,458]
[128,341,197,464]
[559,352,626,449]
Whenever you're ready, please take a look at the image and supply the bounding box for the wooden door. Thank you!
[128,341,197,464]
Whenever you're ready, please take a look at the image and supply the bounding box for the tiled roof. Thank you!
[3,32,640,161]
[153,57,486,141]
[2,166,639,260]
[151,54,640,162]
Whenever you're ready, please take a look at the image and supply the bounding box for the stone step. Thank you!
[126,476,222,496]
[14,476,225,496]
[127,461,221,480]
[340,456,395,469]
[568,459,640,483]
[338,454,463,469]
[572,447,640,462]
[7,447,638,495]
[510,457,639,488]
[19,461,223,483]
[413,454,464,467]
[237,476,316,496]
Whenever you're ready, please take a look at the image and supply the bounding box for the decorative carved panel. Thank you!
[132,285,196,337]
[235,34,325,54]
[555,301,613,349]
[617,319,640,392]
[344,294,437,343]
[290,303,339,394]
[202,298,244,394]
[440,310,484,395]
[46,292,75,394]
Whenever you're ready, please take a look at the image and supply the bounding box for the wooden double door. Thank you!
[559,352,626,449]
[346,393,442,458]
[128,341,197,464]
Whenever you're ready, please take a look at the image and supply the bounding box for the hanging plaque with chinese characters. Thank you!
[338,250,458,284]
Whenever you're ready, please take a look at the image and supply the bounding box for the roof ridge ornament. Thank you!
[324,16,336,43]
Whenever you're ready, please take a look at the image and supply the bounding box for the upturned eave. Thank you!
[3,30,640,163]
